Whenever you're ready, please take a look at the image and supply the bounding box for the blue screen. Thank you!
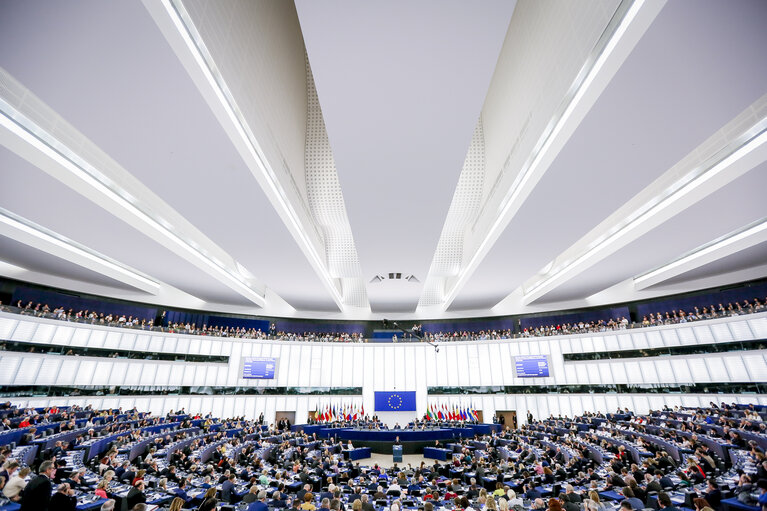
[374,391,417,411]
[515,356,549,377]
[242,358,277,379]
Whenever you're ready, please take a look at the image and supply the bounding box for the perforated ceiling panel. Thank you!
[305,56,369,309]
[418,119,486,307]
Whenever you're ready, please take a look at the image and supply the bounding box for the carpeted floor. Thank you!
[364,452,431,469]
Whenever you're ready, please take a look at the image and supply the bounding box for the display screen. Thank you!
[242,357,277,379]
[515,356,549,377]
[374,391,417,411]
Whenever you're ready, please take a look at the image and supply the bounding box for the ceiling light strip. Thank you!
[0,97,265,306]
[159,0,344,307]
[634,216,767,288]
[524,125,767,300]
[0,207,161,294]
[441,0,648,309]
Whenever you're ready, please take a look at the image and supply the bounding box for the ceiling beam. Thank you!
[437,0,666,311]
[142,0,356,312]
[0,208,160,295]
[0,69,269,308]
[515,101,767,306]
[634,217,767,290]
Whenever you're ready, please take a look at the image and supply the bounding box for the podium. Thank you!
[392,445,403,463]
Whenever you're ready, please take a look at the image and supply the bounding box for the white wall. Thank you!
[1,311,766,424]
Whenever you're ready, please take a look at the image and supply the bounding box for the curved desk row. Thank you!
[295,424,498,442]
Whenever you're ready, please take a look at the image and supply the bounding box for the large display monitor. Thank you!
[515,355,549,377]
[242,357,277,379]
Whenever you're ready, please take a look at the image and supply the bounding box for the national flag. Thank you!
[460,407,467,421]
[361,403,365,418]
[438,404,444,420]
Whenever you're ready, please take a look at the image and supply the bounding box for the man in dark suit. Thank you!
[114,461,129,480]
[20,460,55,511]
[271,490,288,508]
[296,484,311,503]
[126,481,147,510]
[646,472,663,494]
[659,473,675,490]
[360,494,375,511]
[49,441,65,460]
[49,483,77,511]
[348,487,363,503]
[658,492,681,511]
[173,478,190,503]
[221,474,237,504]
[703,479,721,509]
[247,490,269,511]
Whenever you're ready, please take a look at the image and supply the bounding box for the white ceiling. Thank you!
[0,0,765,321]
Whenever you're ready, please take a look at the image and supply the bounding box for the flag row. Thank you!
[425,403,478,421]
[314,403,365,422]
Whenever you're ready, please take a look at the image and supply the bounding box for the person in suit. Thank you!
[114,461,128,481]
[49,441,65,460]
[49,483,77,511]
[658,492,681,511]
[172,478,190,503]
[621,487,644,511]
[272,490,289,508]
[248,490,269,511]
[565,485,582,505]
[221,474,237,504]
[20,460,55,511]
[646,472,663,493]
[659,473,675,490]
[703,479,721,509]
[63,469,88,491]
[242,486,259,505]
[296,484,312,503]
[126,481,147,510]
[360,494,375,511]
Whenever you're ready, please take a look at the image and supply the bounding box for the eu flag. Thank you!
[374,391,417,411]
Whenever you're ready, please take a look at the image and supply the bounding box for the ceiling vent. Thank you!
[370,273,419,283]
